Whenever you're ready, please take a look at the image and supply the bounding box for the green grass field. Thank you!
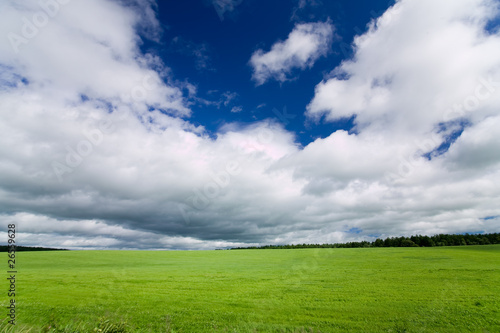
[2,245,499,332]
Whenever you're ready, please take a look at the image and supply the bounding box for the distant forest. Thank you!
[231,233,500,250]
[0,246,68,252]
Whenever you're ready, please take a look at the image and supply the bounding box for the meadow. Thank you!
[2,245,499,332]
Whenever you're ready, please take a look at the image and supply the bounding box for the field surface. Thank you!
[2,245,500,332]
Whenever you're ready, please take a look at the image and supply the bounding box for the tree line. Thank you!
[0,246,68,252]
[231,233,500,250]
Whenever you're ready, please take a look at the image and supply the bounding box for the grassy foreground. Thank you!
[2,245,499,332]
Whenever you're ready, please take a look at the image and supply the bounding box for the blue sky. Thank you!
[146,0,395,146]
[1,0,500,249]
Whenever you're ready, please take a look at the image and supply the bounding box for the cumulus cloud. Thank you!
[250,21,334,85]
[1,0,189,116]
[305,0,500,175]
[0,0,500,250]
[122,0,164,42]
[296,0,500,234]
[307,0,500,133]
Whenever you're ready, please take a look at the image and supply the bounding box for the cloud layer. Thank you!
[0,0,499,250]
[250,21,334,85]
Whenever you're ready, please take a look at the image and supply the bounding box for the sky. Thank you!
[0,0,500,250]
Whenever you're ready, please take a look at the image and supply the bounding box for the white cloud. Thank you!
[250,21,334,85]
[129,0,164,42]
[222,91,238,107]
[1,0,189,116]
[304,0,500,182]
[307,0,500,134]
[444,115,500,171]
[295,0,500,235]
